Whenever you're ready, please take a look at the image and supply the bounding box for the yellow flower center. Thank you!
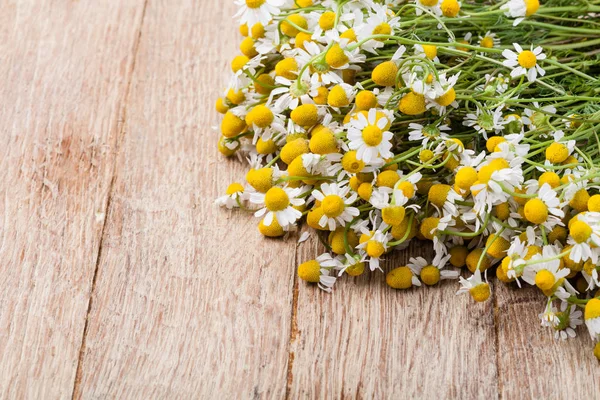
[441,0,460,17]
[421,265,441,286]
[246,0,266,8]
[382,206,406,226]
[371,61,398,87]
[469,283,491,302]
[524,198,548,224]
[428,184,451,208]
[538,171,560,188]
[435,88,456,107]
[372,23,391,40]
[226,182,244,195]
[325,44,349,68]
[362,125,384,146]
[545,142,569,164]
[358,182,373,201]
[480,36,494,49]
[319,11,336,30]
[290,104,319,128]
[477,158,509,184]
[570,220,593,243]
[264,187,290,211]
[366,241,386,258]
[321,195,345,217]
[588,194,600,212]
[524,0,540,16]
[280,138,309,165]
[327,85,349,108]
[399,92,426,115]
[275,58,299,79]
[376,170,400,188]
[420,0,439,6]
[422,44,437,60]
[585,298,600,321]
[298,260,321,283]
[419,149,434,163]
[231,55,250,73]
[245,105,274,128]
[486,234,510,259]
[397,181,415,198]
[535,269,555,291]
[341,150,365,173]
[420,217,439,241]
[386,266,414,289]
[346,261,365,276]
[455,167,478,190]
[517,50,537,69]
[355,91,378,111]
[569,188,590,212]
[281,14,308,37]
[340,28,357,42]
[258,217,284,237]
[449,246,468,268]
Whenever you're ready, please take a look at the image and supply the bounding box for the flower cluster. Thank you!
[216,0,600,357]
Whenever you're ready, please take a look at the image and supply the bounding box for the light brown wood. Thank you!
[290,238,499,399]
[495,284,599,398]
[1,1,598,399]
[0,1,146,398]
[72,1,297,398]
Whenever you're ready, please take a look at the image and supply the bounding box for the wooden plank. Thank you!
[0,2,146,398]
[289,238,499,398]
[73,0,298,397]
[495,283,599,398]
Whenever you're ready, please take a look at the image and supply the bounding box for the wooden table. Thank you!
[0,1,597,398]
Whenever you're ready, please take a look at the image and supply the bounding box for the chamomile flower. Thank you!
[478,31,500,49]
[567,212,600,264]
[357,220,392,271]
[311,182,360,230]
[522,183,564,229]
[540,301,583,340]
[427,72,460,113]
[408,123,451,147]
[456,270,491,302]
[502,43,546,82]
[522,247,570,294]
[584,298,600,341]
[251,185,305,227]
[235,0,285,27]
[414,0,442,16]
[356,5,401,53]
[270,76,317,110]
[408,253,459,285]
[347,108,394,163]
[463,106,507,139]
[297,253,342,292]
[215,182,251,209]
[502,0,540,26]
[296,41,344,85]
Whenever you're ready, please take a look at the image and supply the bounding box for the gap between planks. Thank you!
[285,245,300,400]
[70,1,150,398]
[283,238,505,398]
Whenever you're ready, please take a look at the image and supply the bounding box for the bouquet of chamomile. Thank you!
[214,0,600,357]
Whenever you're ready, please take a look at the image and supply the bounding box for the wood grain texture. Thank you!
[289,238,499,399]
[0,1,146,398]
[73,0,297,398]
[2,1,598,398]
[495,283,599,399]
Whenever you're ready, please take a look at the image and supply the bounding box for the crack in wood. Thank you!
[69,1,150,398]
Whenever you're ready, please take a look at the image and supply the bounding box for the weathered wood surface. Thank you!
[0,1,146,398]
[0,1,597,399]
